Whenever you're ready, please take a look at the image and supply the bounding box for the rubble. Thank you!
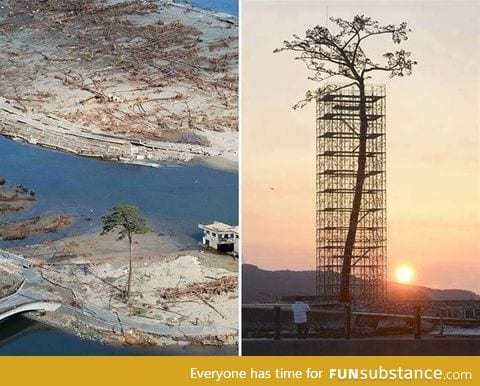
[0,0,238,168]
[123,328,159,345]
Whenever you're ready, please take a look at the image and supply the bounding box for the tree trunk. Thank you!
[339,81,368,303]
[126,233,133,298]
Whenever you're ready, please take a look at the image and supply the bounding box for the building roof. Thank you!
[199,221,238,233]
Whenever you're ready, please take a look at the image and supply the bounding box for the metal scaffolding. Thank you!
[316,83,387,302]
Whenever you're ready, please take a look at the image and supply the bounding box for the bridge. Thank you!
[0,250,66,323]
[0,266,63,322]
[0,298,61,322]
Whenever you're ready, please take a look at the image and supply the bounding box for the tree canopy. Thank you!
[101,204,149,298]
[275,15,417,108]
[101,204,148,241]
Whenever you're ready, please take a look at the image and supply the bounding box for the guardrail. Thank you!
[243,304,480,340]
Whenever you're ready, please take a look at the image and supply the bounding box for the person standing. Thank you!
[292,297,310,339]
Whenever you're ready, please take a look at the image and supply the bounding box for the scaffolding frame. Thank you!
[316,83,387,302]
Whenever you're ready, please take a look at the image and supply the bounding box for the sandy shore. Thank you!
[0,0,238,171]
[6,229,239,346]
[1,170,238,346]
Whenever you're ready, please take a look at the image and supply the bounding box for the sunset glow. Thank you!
[242,0,480,293]
[395,265,415,284]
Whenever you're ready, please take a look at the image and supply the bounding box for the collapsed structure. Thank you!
[316,84,387,302]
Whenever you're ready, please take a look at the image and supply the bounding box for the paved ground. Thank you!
[242,338,480,356]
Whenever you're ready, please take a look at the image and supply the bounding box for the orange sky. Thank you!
[242,0,480,293]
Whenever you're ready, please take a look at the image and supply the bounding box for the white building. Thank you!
[198,221,239,256]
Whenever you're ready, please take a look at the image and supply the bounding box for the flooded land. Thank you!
[0,0,238,169]
[0,135,238,352]
[0,0,239,355]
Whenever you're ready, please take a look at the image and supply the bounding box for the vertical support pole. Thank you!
[274,306,281,340]
[439,309,445,337]
[414,306,421,339]
[344,303,352,339]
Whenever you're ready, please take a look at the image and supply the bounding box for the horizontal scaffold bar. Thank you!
[319,151,385,157]
[318,132,384,139]
[319,94,384,102]
[320,188,385,193]
[320,226,385,230]
[319,245,383,250]
[318,170,384,176]
[319,113,384,121]
[319,207,383,212]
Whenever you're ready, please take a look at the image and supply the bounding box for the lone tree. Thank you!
[275,15,416,303]
[101,204,149,299]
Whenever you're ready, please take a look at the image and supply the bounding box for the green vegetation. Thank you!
[101,204,149,299]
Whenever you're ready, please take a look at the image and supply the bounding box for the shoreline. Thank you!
[1,247,239,348]
[23,302,238,348]
[164,0,238,21]
[0,106,238,172]
[0,314,237,355]
[1,231,239,347]
[10,312,237,352]
[0,0,239,173]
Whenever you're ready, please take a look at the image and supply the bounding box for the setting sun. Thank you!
[395,265,415,284]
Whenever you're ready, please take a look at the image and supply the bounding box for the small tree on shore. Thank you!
[101,204,148,299]
[275,15,416,303]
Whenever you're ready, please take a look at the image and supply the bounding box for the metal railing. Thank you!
[243,304,480,340]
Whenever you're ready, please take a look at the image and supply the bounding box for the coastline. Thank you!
[0,314,238,355]
[24,303,238,348]
[0,0,239,172]
[0,0,239,351]
[0,98,238,172]
[0,229,238,346]
[0,249,238,346]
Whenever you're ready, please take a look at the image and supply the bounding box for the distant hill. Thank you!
[242,264,480,303]
[242,264,316,302]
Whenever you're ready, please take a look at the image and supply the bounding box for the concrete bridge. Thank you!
[0,298,61,322]
[0,250,67,323]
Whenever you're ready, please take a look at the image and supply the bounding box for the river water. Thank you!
[0,137,238,249]
[0,136,238,355]
[1,0,238,357]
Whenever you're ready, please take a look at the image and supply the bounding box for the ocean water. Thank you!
[179,0,238,16]
[0,137,238,248]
